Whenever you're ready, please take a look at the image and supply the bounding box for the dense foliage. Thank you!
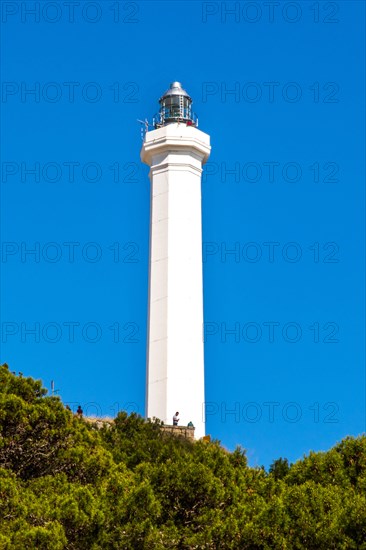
[0,364,365,549]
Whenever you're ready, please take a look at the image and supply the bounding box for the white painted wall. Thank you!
[141,123,211,439]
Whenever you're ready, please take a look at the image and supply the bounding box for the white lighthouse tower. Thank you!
[141,82,211,439]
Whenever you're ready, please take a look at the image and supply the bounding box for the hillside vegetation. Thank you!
[0,364,365,549]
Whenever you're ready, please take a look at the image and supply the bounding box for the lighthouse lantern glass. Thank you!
[157,82,197,127]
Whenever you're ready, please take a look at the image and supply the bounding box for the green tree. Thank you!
[269,457,291,480]
[1,364,366,549]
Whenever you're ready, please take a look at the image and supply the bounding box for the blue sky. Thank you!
[1,0,365,468]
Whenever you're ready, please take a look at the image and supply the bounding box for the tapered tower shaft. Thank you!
[141,83,211,438]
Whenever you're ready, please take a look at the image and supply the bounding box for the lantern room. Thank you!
[155,81,198,127]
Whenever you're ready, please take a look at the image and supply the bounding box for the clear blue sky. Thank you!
[1,0,364,468]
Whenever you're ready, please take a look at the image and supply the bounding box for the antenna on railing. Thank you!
[137,118,153,140]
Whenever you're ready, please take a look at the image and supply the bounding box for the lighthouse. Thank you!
[141,82,211,439]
